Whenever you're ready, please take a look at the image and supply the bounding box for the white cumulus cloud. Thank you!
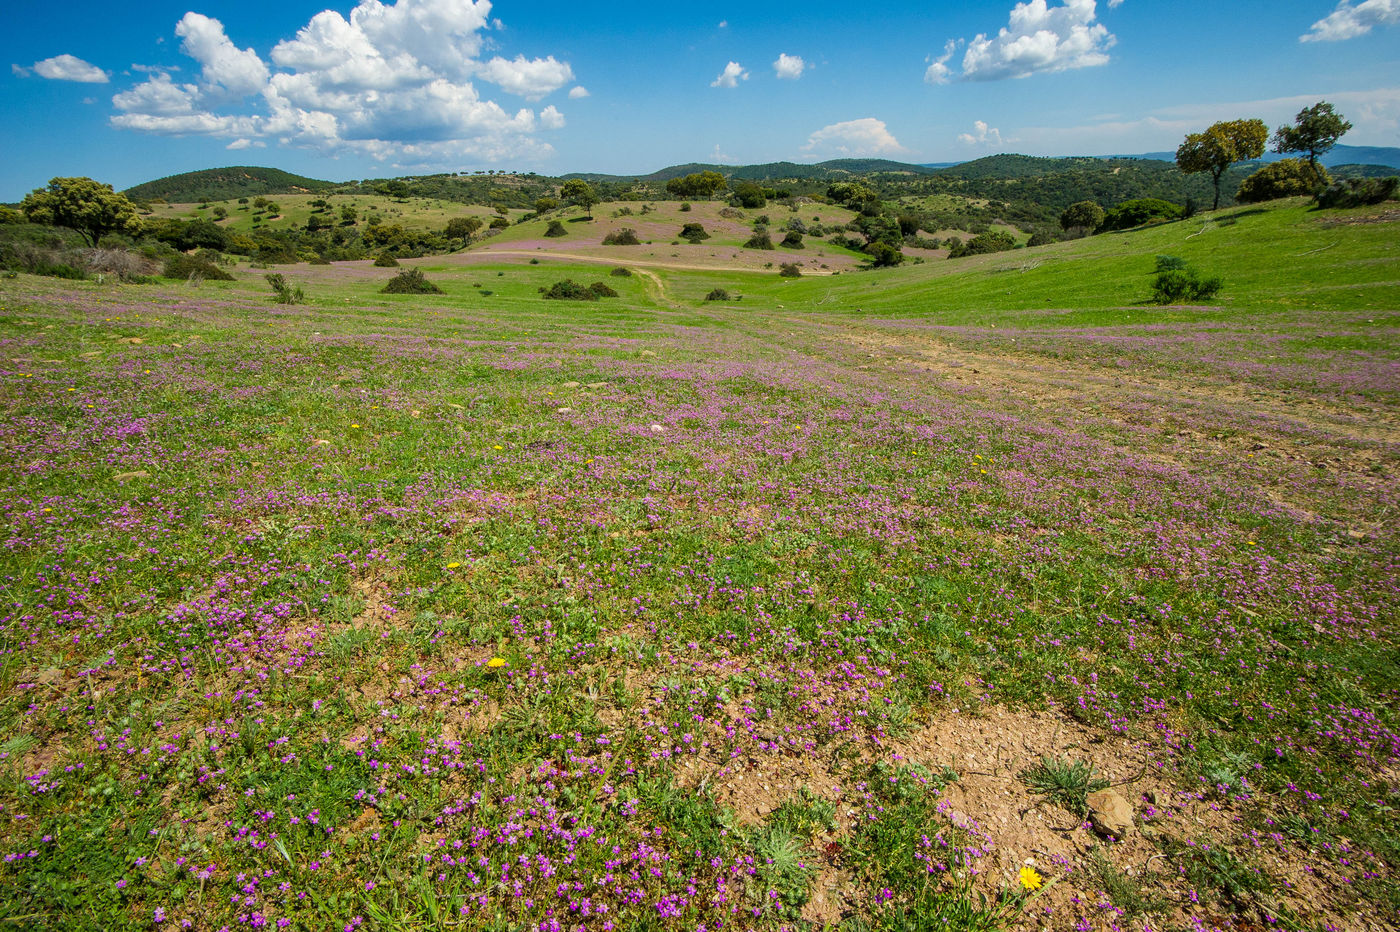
[176,13,270,96]
[711,61,748,88]
[1301,0,1400,41]
[930,0,1118,83]
[477,55,574,100]
[773,53,806,80]
[32,54,110,83]
[568,85,590,99]
[958,120,1003,146]
[802,118,908,158]
[108,0,574,165]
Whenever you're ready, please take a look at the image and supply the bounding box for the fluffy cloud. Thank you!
[176,13,269,96]
[773,53,806,80]
[1301,0,1400,41]
[476,55,574,100]
[930,0,1117,83]
[958,120,1003,146]
[711,61,749,88]
[109,0,573,164]
[924,40,958,85]
[802,118,907,158]
[31,54,110,83]
[568,85,590,99]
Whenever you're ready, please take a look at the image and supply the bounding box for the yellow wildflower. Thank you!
[493,444,503,450]
[350,423,360,428]
[1019,866,1042,891]
[486,657,507,668]
[446,562,461,569]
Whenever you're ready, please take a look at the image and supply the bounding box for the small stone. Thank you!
[640,350,656,357]
[649,424,666,433]
[561,381,581,388]
[1087,789,1135,839]
[556,407,573,414]
[36,668,64,686]
[585,381,609,389]
[1347,529,1367,540]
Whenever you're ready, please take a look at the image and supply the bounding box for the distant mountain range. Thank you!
[123,144,1398,205]
[1125,144,1400,169]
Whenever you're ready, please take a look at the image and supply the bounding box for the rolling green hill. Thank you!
[124,166,338,202]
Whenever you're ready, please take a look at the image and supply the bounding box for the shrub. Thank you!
[1026,229,1056,247]
[718,207,745,220]
[1150,268,1223,304]
[610,267,632,277]
[778,262,801,277]
[1236,159,1329,203]
[601,228,640,246]
[373,254,400,267]
[744,230,774,250]
[1154,255,1188,272]
[265,273,306,304]
[865,242,904,267]
[1315,176,1399,208]
[164,254,233,281]
[679,202,691,212]
[545,220,568,237]
[679,222,709,243]
[82,248,158,282]
[488,217,509,229]
[780,231,804,249]
[1100,198,1183,231]
[380,268,443,294]
[588,281,619,298]
[704,288,732,301]
[948,230,1016,258]
[1059,200,1105,232]
[542,279,597,300]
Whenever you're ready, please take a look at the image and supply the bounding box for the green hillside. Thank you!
[124,166,338,202]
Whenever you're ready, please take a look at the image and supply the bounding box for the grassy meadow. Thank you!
[0,197,1397,931]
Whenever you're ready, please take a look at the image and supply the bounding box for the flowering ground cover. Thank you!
[1,200,1397,931]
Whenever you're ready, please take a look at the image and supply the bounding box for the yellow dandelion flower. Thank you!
[1019,866,1042,891]
[486,657,507,668]
[492,444,503,450]
[446,562,461,569]
[350,423,360,428]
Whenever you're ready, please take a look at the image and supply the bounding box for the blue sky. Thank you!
[3,0,1399,198]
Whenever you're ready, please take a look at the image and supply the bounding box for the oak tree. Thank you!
[1176,119,1268,210]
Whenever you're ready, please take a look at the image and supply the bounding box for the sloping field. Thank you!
[0,200,1397,931]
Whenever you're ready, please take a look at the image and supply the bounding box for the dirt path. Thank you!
[825,322,1398,524]
[464,248,840,276]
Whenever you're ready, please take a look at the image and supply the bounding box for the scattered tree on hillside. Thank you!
[560,179,598,220]
[21,177,143,246]
[827,181,879,210]
[1273,102,1352,172]
[732,181,767,209]
[534,197,559,214]
[666,171,726,198]
[444,216,483,244]
[1059,200,1104,233]
[1176,119,1268,209]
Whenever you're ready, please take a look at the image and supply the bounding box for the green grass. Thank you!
[0,195,1395,930]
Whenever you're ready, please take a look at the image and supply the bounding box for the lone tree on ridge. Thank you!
[1176,119,1269,210]
[1273,101,1352,172]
